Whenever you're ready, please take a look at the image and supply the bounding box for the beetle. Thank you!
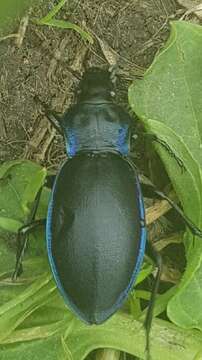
[13,67,202,356]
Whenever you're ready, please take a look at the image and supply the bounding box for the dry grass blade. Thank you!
[36,128,56,162]
[146,199,172,225]
[15,15,29,48]
[23,118,49,159]
[179,1,202,20]
[96,36,119,66]
[47,37,69,81]
[153,232,182,252]
[0,34,18,43]
[0,15,29,46]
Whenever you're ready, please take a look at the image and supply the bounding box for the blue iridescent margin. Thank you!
[117,126,129,155]
[64,129,77,157]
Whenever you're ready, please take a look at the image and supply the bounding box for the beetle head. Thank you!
[77,67,115,102]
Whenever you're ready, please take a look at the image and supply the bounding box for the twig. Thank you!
[146,199,172,225]
[0,34,18,43]
[154,232,182,252]
[24,118,48,159]
[0,15,29,47]
[180,3,202,20]
[36,128,56,162]
[15,15,29,48]
[47,37,69,81]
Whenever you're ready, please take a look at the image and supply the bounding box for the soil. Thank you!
[0,0,189,171]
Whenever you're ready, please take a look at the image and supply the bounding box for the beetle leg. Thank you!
[29,186,43,221]
[12,219,46,280]
[34,95,63,135]
[145,133,186,171]
[141,182,202,237]
[144,241,162,360]
[44,110,63,135]
[12,174,56,280]
[45,174,56,189]
[12,185,43,280]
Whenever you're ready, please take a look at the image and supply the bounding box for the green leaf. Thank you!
[135,262,153,286]
[0,336,64,360]
[0,273,56,342]
[129,21,202,330]
[0,217,23,233]
[0,237,15,275]
[38,0,68,22]
[48,314,202,360]
[21,168,46,215]
[0,160,47,229]
[2,302,202,360]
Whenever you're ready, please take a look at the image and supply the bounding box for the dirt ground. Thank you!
[1,0,194,171]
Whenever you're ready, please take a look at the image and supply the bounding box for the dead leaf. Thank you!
[96,36,118,66]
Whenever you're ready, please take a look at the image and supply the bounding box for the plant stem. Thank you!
[95,349,121,360]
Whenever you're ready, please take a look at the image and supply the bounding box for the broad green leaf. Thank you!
[36,186,51,219]
[0,217,23,233]
[0,161,47,228]
[0,273,56,341]
[140,286,178,320]
[64,314,202,360]
[0,336,64,360]
[1,300,202,360]
[21,168,46,214]
[129,21,202,329]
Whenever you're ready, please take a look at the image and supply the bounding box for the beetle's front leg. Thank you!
[12,219,46,280]
[34,95,63,135]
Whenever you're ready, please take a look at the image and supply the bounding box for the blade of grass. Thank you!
[38,0,68,23]
[37,18,93,43]
[35,0,93,44]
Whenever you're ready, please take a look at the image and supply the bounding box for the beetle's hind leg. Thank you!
[144,241,162,360]
[141,182,202,237]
